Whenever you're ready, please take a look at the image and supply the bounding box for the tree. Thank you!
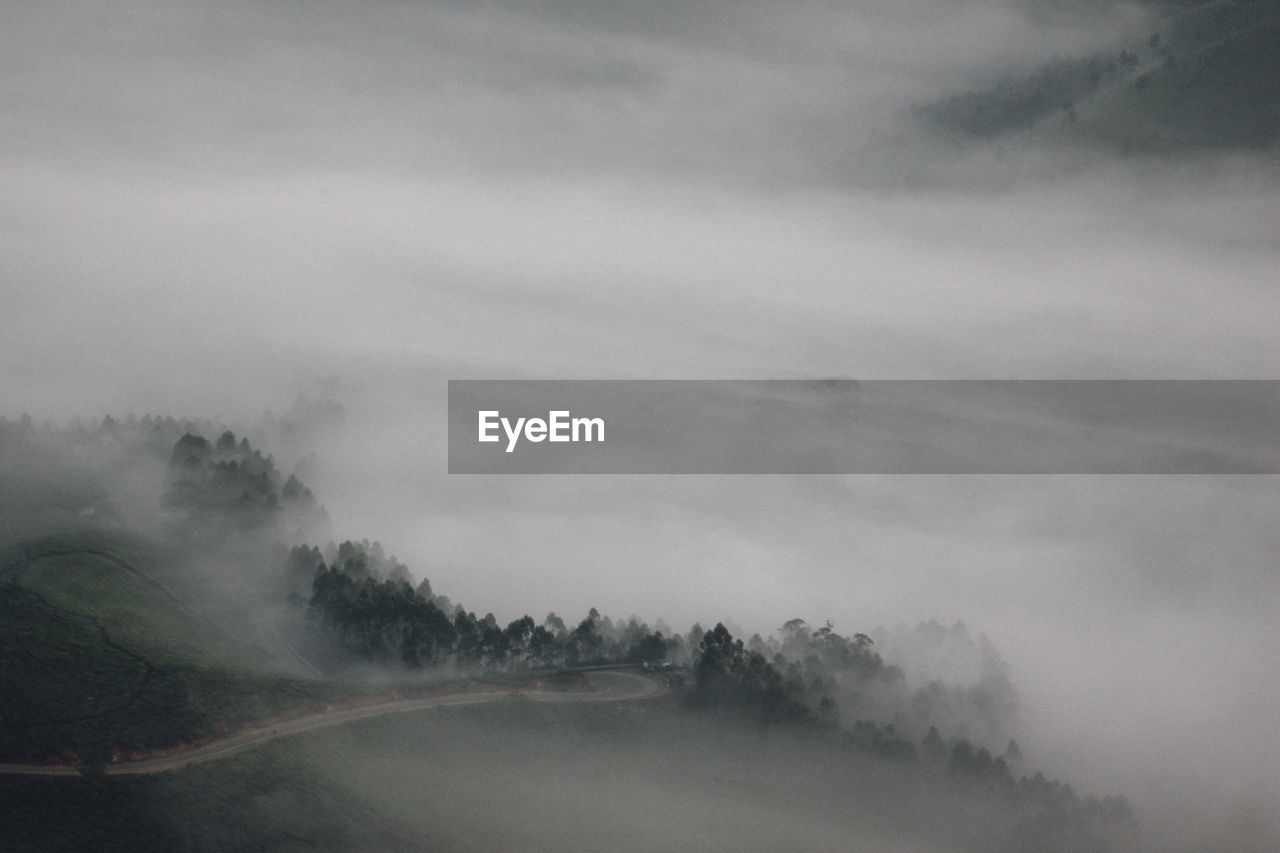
[922,726,947,763]
[170,433,211,467]
[544,612,567,638]
[454,611,482,665]
[529,625,560,666]
[568,613,604,664]
[504,615,535,657]
[627,631,668,663]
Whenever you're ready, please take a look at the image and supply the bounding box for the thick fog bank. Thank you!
[2,1,1275,849]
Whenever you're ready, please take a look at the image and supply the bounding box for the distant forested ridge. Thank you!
[914,0,1280,150]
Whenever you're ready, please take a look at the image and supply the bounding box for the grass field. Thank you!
[3,538,259,666]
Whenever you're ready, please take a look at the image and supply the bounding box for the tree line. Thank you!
[290,541,1131,844]
[295,540,672,671]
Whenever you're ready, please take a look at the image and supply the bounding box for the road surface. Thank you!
[0,670,659,777]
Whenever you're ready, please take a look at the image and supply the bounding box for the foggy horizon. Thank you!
[2,1,1277,850]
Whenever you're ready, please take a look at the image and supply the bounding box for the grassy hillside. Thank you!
[0,532,360,765]
[1,532,265,667]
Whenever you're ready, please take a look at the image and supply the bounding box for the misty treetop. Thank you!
[0,414,328,543]
[309,563,457,668]
[166,430,323,534]
[296,539,674,672]
[168,432,316,525]
[690,622,835,727]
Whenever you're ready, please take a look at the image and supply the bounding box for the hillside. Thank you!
[1,533,266,667]
[0,532,356,766]
[0,422,1139,850]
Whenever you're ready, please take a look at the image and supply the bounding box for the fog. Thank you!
[2,0,1277,849]
[294,700,1082,852]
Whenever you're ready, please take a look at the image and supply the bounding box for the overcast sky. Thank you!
[2,1,1277,847]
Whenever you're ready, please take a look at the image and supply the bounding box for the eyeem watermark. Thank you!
[478,410,604,453]
[449,380,1280,474]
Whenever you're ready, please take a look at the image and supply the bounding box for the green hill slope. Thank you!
[0,532,351,765]
[1,533,264,667]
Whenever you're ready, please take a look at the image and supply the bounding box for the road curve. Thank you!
[0,671,660,777]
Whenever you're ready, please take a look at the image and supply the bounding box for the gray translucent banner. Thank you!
[447,380,1279,474]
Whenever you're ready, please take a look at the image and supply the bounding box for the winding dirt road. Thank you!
[0,670,659,777]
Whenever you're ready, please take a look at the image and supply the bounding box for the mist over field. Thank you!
[2,0,1277,850]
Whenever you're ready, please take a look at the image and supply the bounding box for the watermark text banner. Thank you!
[448,380,1279,474]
